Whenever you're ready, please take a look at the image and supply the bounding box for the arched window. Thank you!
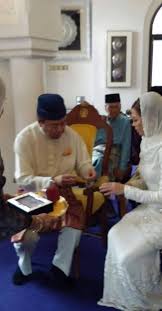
[148,5,162,90]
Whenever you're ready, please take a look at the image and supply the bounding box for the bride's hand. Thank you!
[99,182,124,196]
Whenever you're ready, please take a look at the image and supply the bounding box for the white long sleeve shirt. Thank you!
[14,122,93,191]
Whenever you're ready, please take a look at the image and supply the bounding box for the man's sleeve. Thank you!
[126,167,147,190]
[14,134,51,191]
[119,119,131,170]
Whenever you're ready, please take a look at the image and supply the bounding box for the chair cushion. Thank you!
[72,187,105,214]
[70,124,97,156]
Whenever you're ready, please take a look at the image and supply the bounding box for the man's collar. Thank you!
[107,114,121,121]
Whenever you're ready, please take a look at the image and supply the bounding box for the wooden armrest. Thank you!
[75,175,109,190]
[94,175,109,188]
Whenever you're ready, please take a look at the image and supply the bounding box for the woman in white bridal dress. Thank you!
[98,92,162,311]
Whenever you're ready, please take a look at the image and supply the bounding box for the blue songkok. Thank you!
[37,93,66,120]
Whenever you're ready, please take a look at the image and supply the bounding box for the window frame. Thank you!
[148,4,162,90]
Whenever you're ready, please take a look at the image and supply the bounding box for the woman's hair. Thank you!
[131,98,141,116]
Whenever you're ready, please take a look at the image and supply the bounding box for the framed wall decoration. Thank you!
[106,31,133,87]
[55,0,91,61]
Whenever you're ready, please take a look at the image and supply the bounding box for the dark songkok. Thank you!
[37,94,66,120]
[105,93,120,104]
[150,86,162,96]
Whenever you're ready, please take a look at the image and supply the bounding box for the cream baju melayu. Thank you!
[98,92,162,310]
[13,122,93,276]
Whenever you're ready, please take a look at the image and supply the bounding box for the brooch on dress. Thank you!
[62,148,72,156]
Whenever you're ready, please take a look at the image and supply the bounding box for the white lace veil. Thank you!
[140,92,162,137]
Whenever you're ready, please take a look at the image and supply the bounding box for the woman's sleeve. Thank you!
[119,118,131,170]
[0,202,32,240]
[124,148,162,204]
[126,167,147,190]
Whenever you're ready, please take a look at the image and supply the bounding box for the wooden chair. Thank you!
[66,101,113,277]
[99,114,132,219]
[66,101,113,222]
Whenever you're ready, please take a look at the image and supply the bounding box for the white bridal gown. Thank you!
[98,92,162,310]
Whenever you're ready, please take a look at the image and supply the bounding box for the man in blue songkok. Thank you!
[12,93,96,287]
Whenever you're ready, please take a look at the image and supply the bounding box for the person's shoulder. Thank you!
[119,113,131,126]
[15,122,38,142]
[65,125,78,137]
[119,112,130,121]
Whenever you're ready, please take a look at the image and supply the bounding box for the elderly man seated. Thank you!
[12,93,96,287]
[92,93,131,182]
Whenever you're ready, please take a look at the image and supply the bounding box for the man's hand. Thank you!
[61,174,77,186]
[3,193,14,201]
[99,182,124,196]
[84,168,96,181]
[11,229,27,243]
[53,174,77,186]
[11,214,59,243]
